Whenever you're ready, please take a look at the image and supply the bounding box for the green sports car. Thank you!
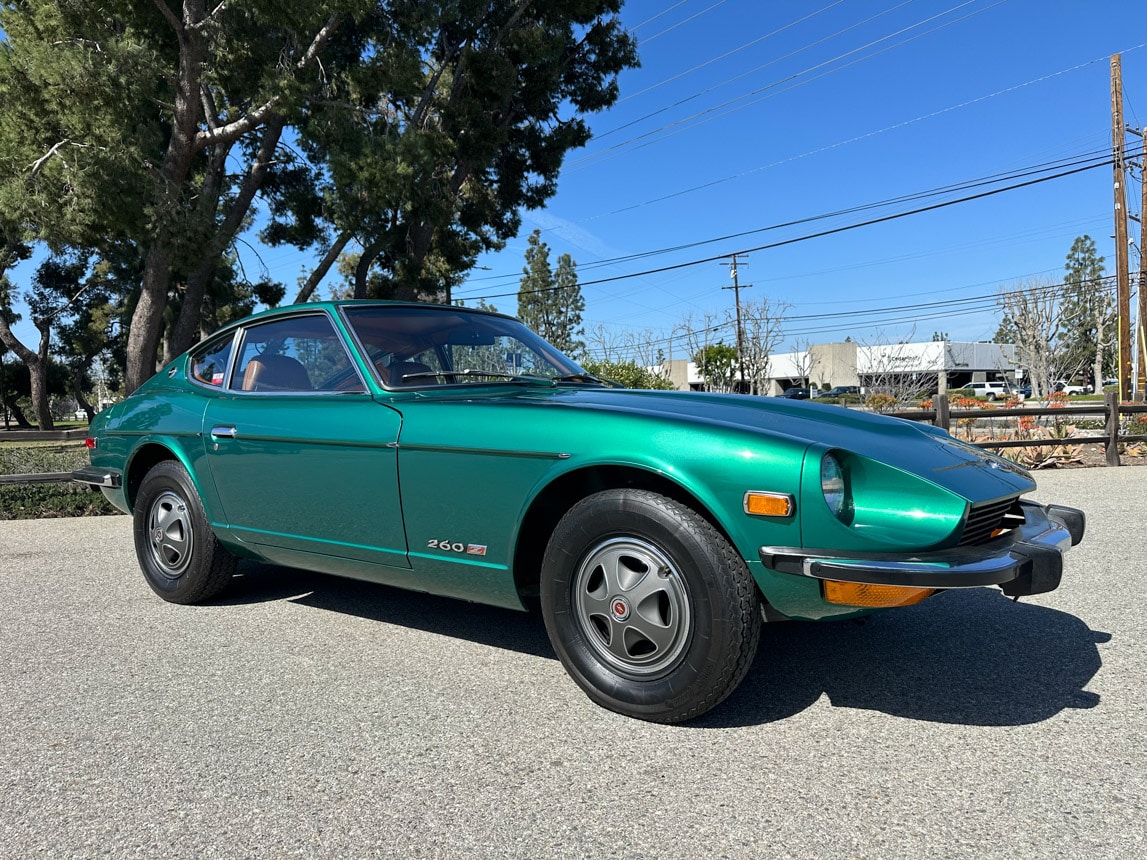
[75,301,1085,723]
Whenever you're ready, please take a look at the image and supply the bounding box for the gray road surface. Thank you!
[1,468,1144,859]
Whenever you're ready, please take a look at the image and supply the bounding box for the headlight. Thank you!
[821,452,850,521]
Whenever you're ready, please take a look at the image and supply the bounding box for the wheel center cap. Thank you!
[610,596,631,622]
[152,528,163,544]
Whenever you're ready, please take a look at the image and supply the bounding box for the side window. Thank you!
[229,314,364,393]
[190,335,235,387]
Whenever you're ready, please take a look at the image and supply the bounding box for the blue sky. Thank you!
[458,0,1147,360]
[6,0,1147,360]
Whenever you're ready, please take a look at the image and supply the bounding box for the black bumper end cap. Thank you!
[999,540,1064,597]
[1046,504,1085,546]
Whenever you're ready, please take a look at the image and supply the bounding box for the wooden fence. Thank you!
[0,432,89,486]
[891,391,1147,466]
[4,392,1147,485]
[0,471,74,485]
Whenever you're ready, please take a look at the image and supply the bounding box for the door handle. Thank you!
[210,425,237,439]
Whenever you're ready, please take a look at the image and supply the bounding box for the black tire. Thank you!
[133,460,236,604]
[540,489,761,723]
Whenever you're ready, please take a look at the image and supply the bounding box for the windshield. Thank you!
[341,305,588,389]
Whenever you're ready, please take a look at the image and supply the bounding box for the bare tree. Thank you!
[997,278,1086,398]
[673,301,787,394]
[739,298,790,395]
[586,324,668,368]
[856,327,939,403]
[789,338,821,389]
[584,324,674,385]
[673,310,728,364]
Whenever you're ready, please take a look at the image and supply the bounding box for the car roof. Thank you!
[245,299,514,322]
[202,299,519,344]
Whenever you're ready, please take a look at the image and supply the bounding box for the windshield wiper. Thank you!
[553,373,619,388]
[399,369,553,384]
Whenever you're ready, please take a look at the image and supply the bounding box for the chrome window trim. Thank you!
[338,303,585,392]
[224,309,368,395]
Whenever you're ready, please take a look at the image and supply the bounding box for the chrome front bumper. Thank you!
[759,501,1085,597]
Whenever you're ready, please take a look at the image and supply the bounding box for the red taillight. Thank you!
[84,437,97,449]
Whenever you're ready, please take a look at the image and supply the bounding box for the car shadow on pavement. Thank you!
[701,588,1108,729]
[219,559,555,660]
[219,563,1107,729]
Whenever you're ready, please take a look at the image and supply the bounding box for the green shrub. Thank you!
[0,482,120,520]
[580,359,676,390]
[0,441,120,519]
[0,442,91,475]
[866,393,898,413]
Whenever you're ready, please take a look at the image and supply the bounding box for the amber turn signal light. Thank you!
[743,491,794,517]
[823,580,935,608]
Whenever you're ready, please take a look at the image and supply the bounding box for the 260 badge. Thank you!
[427,538,487,557]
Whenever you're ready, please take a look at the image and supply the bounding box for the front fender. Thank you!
[510,421,812,571]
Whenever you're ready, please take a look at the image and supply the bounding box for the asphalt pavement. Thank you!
[0,467,1143,859]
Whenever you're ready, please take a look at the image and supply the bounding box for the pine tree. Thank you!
[551,253,586,357]
[1,1,637,393]
[1061,235,1113,389]
[517,230,585,357]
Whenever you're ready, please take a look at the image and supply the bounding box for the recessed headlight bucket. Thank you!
[820,452,850,521]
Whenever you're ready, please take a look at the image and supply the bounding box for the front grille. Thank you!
[958,497,1024,547]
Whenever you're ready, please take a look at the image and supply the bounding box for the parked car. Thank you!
[967,381,1019,401]
[778,386,811,399]
[813,385,861,399]
[74,301,1086,723]
[1055,381,1092,396]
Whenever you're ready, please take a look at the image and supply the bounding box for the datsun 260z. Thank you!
[75,302,1085,722]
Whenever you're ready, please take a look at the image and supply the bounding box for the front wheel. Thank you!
[133,460,236,604]
[541,489,761,723]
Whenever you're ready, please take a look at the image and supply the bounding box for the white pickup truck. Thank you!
[1055,381,1092,395]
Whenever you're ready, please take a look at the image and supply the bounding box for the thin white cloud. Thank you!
[523,211,627,261]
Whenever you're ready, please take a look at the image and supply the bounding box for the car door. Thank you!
[200,312,409,568]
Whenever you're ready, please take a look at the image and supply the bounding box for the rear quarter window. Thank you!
[190,336,235,387]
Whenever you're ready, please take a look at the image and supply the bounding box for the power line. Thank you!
[465,157,1111,303]
[612,0,854,111]
[552,44,1144,237]
[570,0,1007,171]
[582,276,1119,359]
[456,148,1111,295]
[573,56,1119,219]
[630,1,730,46]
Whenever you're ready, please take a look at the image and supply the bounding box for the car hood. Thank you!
[420,386,1036,502]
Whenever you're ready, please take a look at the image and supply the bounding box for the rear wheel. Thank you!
[133,461,235,604]
[541,489,760,723]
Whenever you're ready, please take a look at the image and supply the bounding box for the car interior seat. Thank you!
[386,361,437,386]
[241,354,312,392]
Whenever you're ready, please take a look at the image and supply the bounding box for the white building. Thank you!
[662,340,1018,396]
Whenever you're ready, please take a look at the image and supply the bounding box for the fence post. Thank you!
[1105,390,1121,467]
[934,393,950,433]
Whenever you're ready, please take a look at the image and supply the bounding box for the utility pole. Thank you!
[721,255,751,393]
[1140,128,1147,399]
[1112,54,1133,402]
[1131,122,1147,399]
